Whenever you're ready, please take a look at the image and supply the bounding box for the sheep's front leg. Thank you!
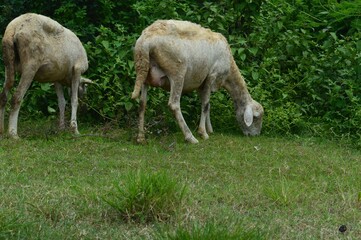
[168,78,198,144]
[8,66,36,138]
[205,107,213,134]
[70,71,81,135]
[137,84,148,143]
[54,83,66,130]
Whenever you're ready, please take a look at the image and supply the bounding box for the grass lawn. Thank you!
[0,120,360,239]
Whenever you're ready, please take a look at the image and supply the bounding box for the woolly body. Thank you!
[132,20,263,143]
[0,13,90,138]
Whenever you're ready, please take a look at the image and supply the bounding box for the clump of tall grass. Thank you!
[155,222,265,240]
[0,210,30,239]
[103,171,187,223]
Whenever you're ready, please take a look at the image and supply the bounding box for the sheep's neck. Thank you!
[224,60,252,107]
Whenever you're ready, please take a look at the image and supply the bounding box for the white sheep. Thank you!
[132,20,264,144]
[0,13,92,139]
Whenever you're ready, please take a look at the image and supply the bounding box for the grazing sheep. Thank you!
[132,20,264,144]
[0,13,92,139]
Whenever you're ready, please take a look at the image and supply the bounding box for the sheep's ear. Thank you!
[244,105,254,127]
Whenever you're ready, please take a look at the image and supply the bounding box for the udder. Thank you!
[146,62,170,90]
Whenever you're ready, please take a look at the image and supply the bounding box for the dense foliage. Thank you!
[0,0,360,141]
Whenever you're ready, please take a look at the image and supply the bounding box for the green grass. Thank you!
[0,119,361,239]
[102,170,187,223]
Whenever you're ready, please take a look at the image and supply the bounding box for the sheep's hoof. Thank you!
[185,136,199,144]
[136,138,147,144]
[70,121,79,135]
[71,127,80,135]
[136,134,147,144]
[202,134,209,140]
[8,129,19,139]
[198,131,209,140]
[10,134,20,140]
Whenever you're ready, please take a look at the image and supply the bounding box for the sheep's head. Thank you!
[236,100,263,136]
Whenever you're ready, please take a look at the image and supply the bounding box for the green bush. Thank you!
[0,0,360,141]
[83,24,137,124]
[102,171,187,223]
[235,0,361,139]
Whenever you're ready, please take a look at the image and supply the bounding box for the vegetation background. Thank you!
[1,1,361,239]
[0,0,360,141]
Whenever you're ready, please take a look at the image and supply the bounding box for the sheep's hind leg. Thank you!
[0,70,13,138]
[0,92,6,138]
[136,84,148,143]
[8,67,36,138]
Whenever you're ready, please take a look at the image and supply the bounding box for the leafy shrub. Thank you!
[234,0,361,139]
[0,0,360,141]
[207,90,237,133]
[83,24,137,124]
[102,171,187,223]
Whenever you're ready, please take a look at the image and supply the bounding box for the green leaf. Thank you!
[41,83,51,91]
[128,60,134,70]
[252,71,259,80]
[249,47,258,56]
[356,40,361,50]
[101,40,110,49]
[286,44,294,54]
[330,32,337,41]
[47,106,56,113]
[125,102,133,111]
[240,54,246,61]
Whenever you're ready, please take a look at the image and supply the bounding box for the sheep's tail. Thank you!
[131,39,150,99]
[2,27,16,90]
